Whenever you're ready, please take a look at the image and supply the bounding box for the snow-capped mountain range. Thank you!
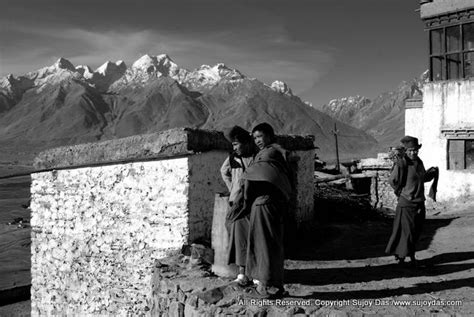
[0,54,379,168]
[1,54,290,97]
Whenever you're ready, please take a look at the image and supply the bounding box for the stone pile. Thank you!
[151,250,349,317]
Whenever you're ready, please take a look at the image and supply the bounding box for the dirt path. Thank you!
[282,207,474,315]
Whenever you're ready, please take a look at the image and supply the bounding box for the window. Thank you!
[429,22,474,81]
[447,139,474,170]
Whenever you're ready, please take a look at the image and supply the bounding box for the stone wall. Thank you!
[29,128,316,315]
[368,169,398,212]
[293,150,315,225]
[359,155,397,212]
[31,159,191,315]
[30,129,230,315]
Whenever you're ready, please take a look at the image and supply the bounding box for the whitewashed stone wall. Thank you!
[406,80,474,202]
[29,129,315,315]
[30,156,226,315]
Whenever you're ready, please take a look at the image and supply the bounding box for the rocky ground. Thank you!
[148,204,474,316]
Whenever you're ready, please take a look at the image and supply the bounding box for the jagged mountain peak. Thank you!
[329,95,369,104]
[96,61,114,74]
[17,57,82,92]
[132,54,156,69]
[76,65,94,79]
[110,53,185,90]
[0,53,381,163]
[183,63,245,92]
[95,60,127,75]
[131,54,175,71]
[53,57,76,72]
[0,74,15,88]
[76,65,93,73]
[270,80,293,96]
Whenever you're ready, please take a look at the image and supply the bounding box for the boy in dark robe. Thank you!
[239,122,292,297]
[220,126,256,285]
[385,136,439,266]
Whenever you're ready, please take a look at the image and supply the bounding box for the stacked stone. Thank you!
[152,253,353,317]
[359,154,398,212]
[370,170,398,212]
[31,160,190,315]
[293,151,315,225]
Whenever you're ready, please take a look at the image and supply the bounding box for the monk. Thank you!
[240,122,293,297]
[385,136,439,266]
[220,126,256,285]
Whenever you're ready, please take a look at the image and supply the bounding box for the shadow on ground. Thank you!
[287,216,455,261]
[289,276,474,300]
[285,251,474,286]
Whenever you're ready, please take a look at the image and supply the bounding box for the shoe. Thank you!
[395,255,405,265]
[234,274,251,286]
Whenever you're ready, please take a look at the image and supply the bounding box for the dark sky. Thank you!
[0,0,427,106]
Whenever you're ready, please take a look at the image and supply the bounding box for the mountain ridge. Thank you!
[0,54,378,168]
[313,71,428,150]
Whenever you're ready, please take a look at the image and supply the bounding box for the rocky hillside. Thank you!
[314,71,429,151]
[0,55,378,167]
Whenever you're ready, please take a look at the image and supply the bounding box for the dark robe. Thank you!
[240,144,293,287]
[226,184,250,266]
[385,197,426,258]
[385,156,438,258]
[223,155,254,267]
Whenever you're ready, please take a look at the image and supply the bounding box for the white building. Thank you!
[406,0,474,202]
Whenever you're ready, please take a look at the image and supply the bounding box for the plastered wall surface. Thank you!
[187,151,228,242]
[405,107,424,139]
[405,80,474,201]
